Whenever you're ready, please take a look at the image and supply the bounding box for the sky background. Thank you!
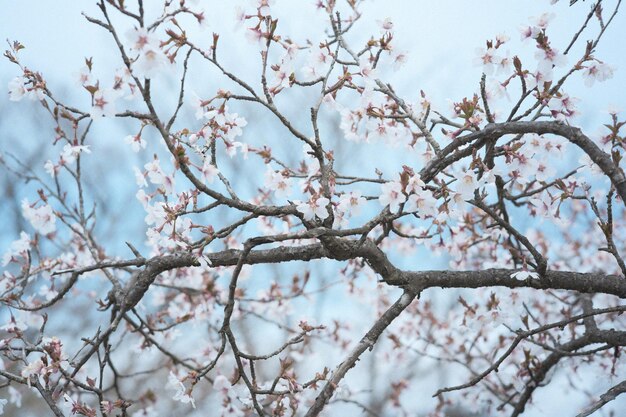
[1,1,625,416]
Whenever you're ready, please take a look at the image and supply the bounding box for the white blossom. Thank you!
[379,181,406,212]
[8,77,26,101]
[166,372,195,408]
[582,61,614,87]
[296,197,330,220]
[21,200,56,235]
[61,144,91,165]
[91,89,117,119]
[125,134,146,152]
[2,231,31,266]
[337,191,366,216]
[510,270,540,280]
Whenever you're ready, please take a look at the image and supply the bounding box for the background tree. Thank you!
[1,1,625,416]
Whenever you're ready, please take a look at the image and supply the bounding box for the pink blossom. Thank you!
[454,170,482,200]
[535,47,567,75]
[519,25,540,42]
[162,174,176,195]
[234,6,247,28]
[405,190,438,217]
[474,47,500,75]
[388,47,408,70]
[144,159,166,185]
[91,89,117,119]
[510,269,539,280]
[379,181,406,212]
[535,160,556,182]
[201,161,220,184]
[2,231,31,266]
[125,134,147,152]
[166,372,195,408]
[376,17,394,32]
[337,191,366,216]
[21,199,56,235]
[44,160,57,177]
[144,202,168,226]
[134,48,170,79]
[531,12,555,29]
[75,66,93,86]
[270,62,293,92]
[548,93,579,121]
[61,144,91,165]
[296,196,330,220]
[265,169,292,198]
[8,386,21,408]
[133,167,147,187]
[126,27,158,51]
[245,27,264,44]
[582,61,614,87]
[406,174,426,194]
[20,359,45,384]
[8,77,26,101]
[508,153,539,184]
[301,47,331,81]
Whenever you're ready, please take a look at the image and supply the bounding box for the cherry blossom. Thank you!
[61,144,91,164]
[379,181,406,212]
[133,166,147,187]
[535,47,567,75]
[75,65,93,86]
[337,191,367,216]
[454,170,483,200]
[201,160,219,183]
[376,17,394,32]
[21,199,56,235]
[548,92,579,121]
[519,24,540,42]
[509,153,539,185]
[144,159,166,185]
[126,27,170,78]
[388,47,408,70]
[404,190,438,218]
[582,61,615,87]
[405,174,426,194]
[124,134,146,152]
[296,196,330,220]
[270,62,294,92]
[265,169,292,198]
[126,27,158,51]
[474,47,500,75]
[1,232,30,266]
[535,159,557,182]
[20,359,45,383]
[510,269,540,280]
[301,46,331,81]
[6,387,20,409]
[7,76,26,101]
[134,47,170,79]
[166,372,195,408]
[531,12,556,29]
[43,160,57,177]
[90,88,117,119]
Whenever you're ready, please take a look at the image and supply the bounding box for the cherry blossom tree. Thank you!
[1,1,626,416]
